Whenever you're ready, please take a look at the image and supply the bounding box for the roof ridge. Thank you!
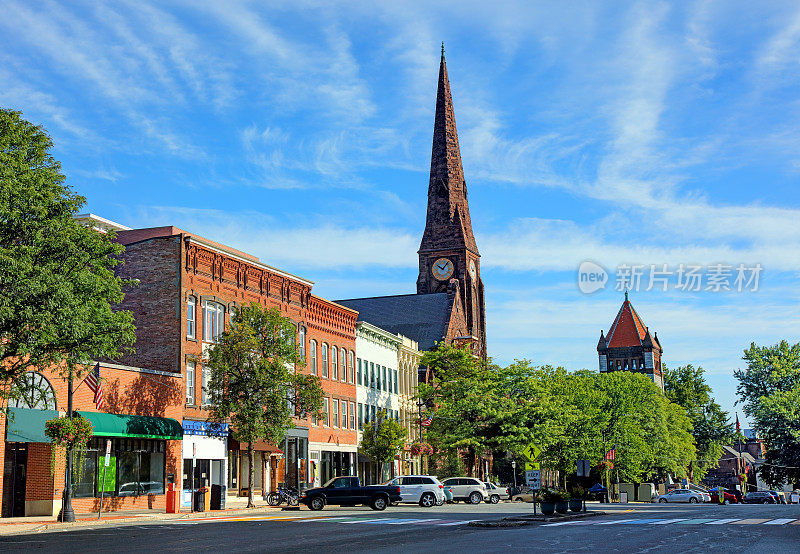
[336,292,448,301]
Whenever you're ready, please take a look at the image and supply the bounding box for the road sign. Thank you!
[525,469,542,490]
[522,443,541,470]
[104,439,111,467]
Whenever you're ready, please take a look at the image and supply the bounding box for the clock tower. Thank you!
[416,45,486,357]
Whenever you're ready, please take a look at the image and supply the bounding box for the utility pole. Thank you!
[61,360,75,523]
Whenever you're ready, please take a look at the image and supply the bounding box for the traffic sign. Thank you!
[104,439,111,467]
[525,469,542,490]
[522,443,541,470]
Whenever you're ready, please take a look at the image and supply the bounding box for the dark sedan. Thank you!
[742,491,777,504]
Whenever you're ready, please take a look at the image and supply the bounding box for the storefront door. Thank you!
[1,443,27,517]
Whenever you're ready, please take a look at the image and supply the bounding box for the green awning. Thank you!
[78,411,183,440]
[6,407,60,442]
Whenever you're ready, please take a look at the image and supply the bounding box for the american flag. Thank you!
[85,363,104,409]
[421,413,434,427]
[605,447,616,461]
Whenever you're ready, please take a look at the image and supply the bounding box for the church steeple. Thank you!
[419,45,477,255]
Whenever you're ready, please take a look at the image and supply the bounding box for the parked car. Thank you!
[656,489,704,503]
[483,482,510,504]
[385,475,445,507]
[709,489,739,504]
[700,491,711,503]
[442,486,454,504]
[300,476,402,511]
[441,477,488,504]
[743,491,776,504]
[512,489,535,503]
[767,490,787,504]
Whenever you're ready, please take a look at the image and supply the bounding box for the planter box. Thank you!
[540,502,556,515]
[569,499,583,512]
[555,501,569,514]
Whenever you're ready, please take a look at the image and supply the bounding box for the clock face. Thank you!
[432,258,454,281]
[469,260,477,279]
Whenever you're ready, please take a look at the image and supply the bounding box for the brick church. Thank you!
[338,47,486,358]
[596,292,664,390]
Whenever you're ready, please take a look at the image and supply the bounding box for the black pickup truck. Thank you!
[300,476,402,511]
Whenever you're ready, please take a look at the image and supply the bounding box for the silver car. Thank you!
[483,482,510,503]
[656,488,704,503]
[441,477,487,504]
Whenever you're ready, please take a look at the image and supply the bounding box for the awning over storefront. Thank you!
[5,408,59,442]
[78,411,183,440]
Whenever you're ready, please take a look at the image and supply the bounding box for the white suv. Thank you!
[441,477,487,504]
[386,475,445,507]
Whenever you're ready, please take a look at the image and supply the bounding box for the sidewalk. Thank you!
[0,495,291,536]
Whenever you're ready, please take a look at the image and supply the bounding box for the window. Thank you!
[187,296,196,338]
[202,365,211,406]
[394,369,399,394]
[203,301,225,342]
[387,367,392,392]
[310,340,317,375]
[332,399,339,428]
[321,344,329,378]
[383,366,387,391]
[371,362,376,389]
[358,403,363,428]
[186,361,196,405]
[299,326,306,359]
[357,358,362,385]
[349,401,355,429]
[323,398,330,427]
[8,371,57,410]
[340,348,346,382]
[348,351,354,384]
[73,438,165,498]
[331,347,338,380]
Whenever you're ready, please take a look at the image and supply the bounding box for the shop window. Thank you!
[323,398,329,427]
[203,301,225,342]
[74,438,166,498]
[321,344,329,378]
[331,348,338,380]
[186,361,196,405]
[187,296,196,339]
[310,340,317,375]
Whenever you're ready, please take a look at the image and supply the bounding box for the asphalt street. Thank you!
[1,501,797,553]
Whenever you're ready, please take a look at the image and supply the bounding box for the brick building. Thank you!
[1,361,183,517]
[597,292,664,390]
[111,223,359,501]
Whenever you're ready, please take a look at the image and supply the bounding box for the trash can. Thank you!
[194,488,206,512]
[210,484,226,510]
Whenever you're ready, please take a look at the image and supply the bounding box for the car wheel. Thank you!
[436,497,445,506]
[490,495,500,504]
[659,498,667,503]
[419,493,436,508]
[515,497,524,502]
[371,495,388,511]
[469,492,482,505]
[309,496,325,511]
[689,497,698,503]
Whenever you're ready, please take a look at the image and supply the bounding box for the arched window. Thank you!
[309,340,318,375]
[340,348,346,382]
[9,371,57,410]
[321,343,329,378]
[331,347,338,380]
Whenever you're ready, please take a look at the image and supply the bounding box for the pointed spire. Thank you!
[624,289,628,301]
[441,41,445,58]
[429,44,465,190]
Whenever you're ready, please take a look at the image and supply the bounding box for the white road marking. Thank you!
[597,519,634,525]
[437,520,475,526]
[649,519,687,525]
[704,519,741,525]
[763,519,796,525]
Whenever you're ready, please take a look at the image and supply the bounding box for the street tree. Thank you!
[663,364,733,480]
[0,108,136,389]
[206,303,323,508]
[735,341,800,488]
[359,409,407,482]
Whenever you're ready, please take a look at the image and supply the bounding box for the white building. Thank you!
[355,322,402,484]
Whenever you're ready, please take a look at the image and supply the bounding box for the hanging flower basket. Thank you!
[45,415,94,449]
[410,441,434,456]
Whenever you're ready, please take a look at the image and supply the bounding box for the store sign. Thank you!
[182,420,229,437]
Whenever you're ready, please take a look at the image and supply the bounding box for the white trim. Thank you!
[92,361,181,378]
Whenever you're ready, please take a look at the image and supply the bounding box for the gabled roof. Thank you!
[335,293,453,352]
[605,292,649,348]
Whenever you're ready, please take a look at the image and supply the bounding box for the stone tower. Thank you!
[416,46,486,357]
[597,291,663,390]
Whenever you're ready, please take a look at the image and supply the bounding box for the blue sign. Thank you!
[182,420,228,437]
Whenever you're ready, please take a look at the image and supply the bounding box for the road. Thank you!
[1,501,798,553]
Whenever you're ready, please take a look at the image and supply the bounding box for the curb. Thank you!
[469,510,606,528]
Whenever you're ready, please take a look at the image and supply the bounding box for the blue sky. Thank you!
[3,1,800,425]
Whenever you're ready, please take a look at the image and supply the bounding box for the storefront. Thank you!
[312,446,357,486]
[2,408,183,517]
[181,420,228,509]
[283,427,309,492]
[227,438,283,497]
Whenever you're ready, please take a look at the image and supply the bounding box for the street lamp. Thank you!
[511,460,517,493]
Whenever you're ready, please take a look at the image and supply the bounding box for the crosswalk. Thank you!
[172,514,476,527]
[543,517,799,527]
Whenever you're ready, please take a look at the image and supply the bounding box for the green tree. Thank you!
[663,364,733,481]
[206,303,323,508]
[0,108,135,389]
[735,341,800,488]
[359,409,407,481]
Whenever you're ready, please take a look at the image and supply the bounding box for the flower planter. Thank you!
[569,499,583,512]
[555,501,569,514]
[540,502,556,515]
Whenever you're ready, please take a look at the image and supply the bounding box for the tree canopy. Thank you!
[206,303,323,506]
[735,341,800,488]
[0,108,135,389]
